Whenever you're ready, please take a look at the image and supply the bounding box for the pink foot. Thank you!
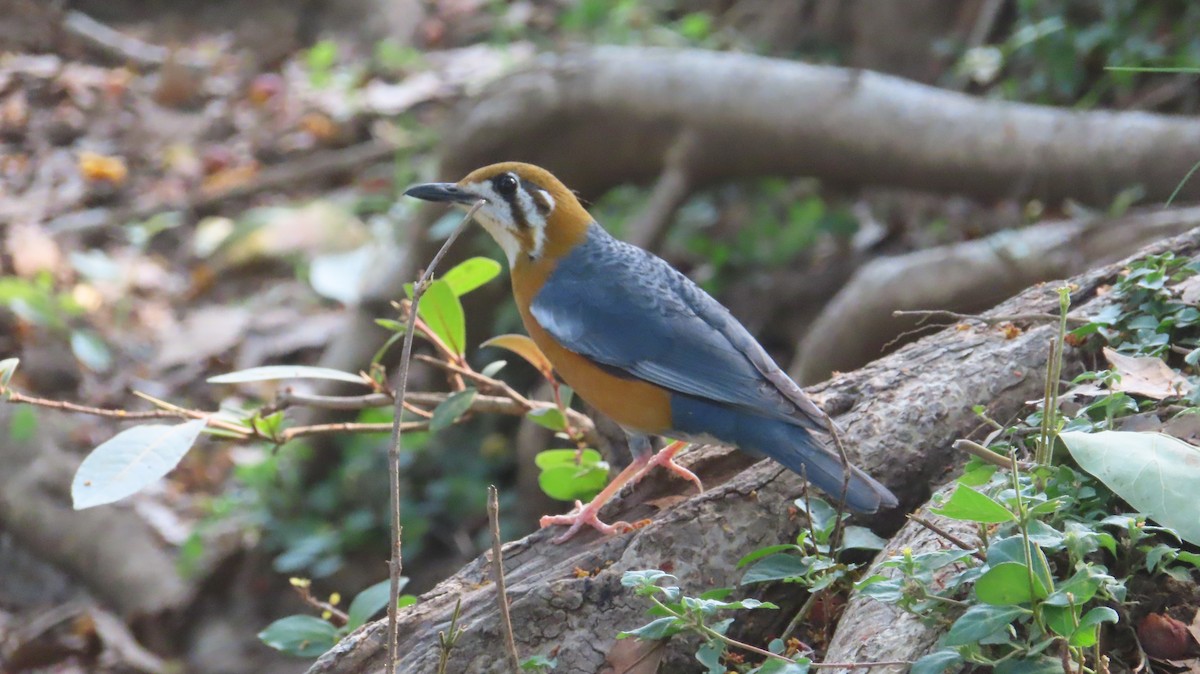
[645,441,704,494]
[540,500,632,544]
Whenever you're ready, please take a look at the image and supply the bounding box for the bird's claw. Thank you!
[646,442,704,494]
[540,500,633,544]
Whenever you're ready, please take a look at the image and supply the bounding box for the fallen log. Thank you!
[307,221,1200,674]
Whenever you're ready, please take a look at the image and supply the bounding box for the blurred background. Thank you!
[2,0,1199,671]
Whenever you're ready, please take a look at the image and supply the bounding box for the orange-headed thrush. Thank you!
[406,162,897,542]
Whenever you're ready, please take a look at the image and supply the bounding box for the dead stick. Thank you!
[907,515,987,562]
[386,201,482,673]
[488,486,521,672]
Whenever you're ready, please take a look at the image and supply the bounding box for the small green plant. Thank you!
[258,577,417,657]
[619,569,810,673]
[857,253,1200,672]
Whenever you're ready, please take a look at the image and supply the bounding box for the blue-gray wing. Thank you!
[530,223,828,431]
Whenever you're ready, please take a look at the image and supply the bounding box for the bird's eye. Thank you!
[493,173,518,196]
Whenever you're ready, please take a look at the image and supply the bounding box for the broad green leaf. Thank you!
[1061,431,1200,545]
[910,649,962,674]
[430,389,477,432]
[753,659,811,674]
[944,604,1027,646]
[72,419,207,509]
[988,536,1054,593]
[975,562,1049,605]
[480,360,507,378]
[741,554,810,584]
[931,485,1015,523]
[737,544,800,569]
[1070,606,1118,647]
[1042,605,1078,639]
[416,279,466,355]
[346,577,409,630]
[442,257,502,296]
[0,357,18,388]
[481,334,554,378]
[696,641,724,674]
[617,616,684,641]
[71,329,112,372]
[794,496,837,535]
[534,449,603,469]
[209,365,365,385]
[538,463,608,501]
[526,407,567,432]
[258,615,339,657]
[840,526,888,551]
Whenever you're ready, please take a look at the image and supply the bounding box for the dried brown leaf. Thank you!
[1104,347,1192,400]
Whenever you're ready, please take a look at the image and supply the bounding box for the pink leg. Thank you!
[540,455,649,543]
[539,442,704,544]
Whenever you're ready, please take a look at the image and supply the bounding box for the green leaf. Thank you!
[9,405,37,442]
[741,554,810,584]
[520,654,559,671]
[416,279,466,356]
[480,360,507,378]
[696,641,724,674]
[1060,431,1200,545]
[534,449,603,469]
[258,615,339,657]
[72,419,207,509]
[208,365,365,385]
[71,329,112,372]
[430,389,477,432]
[442,257,502,296]
[526,407,567,432]
[910,649,962,674]
[1069,606,1118,647]
[538,463,609,501]
[931,485,1015,523]
[988,536,1054,593]
[943,604,1027,646]
[753,660,810,674]
[617,616,685,641]
[975,562,1049,605]
[346,577,409,630]
[795,496,838,536]
[0,357,18,388]
[840,526,888,551]
[737,544,800,569]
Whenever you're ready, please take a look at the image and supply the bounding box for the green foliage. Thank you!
[619,570,800,672]
[534,449,608,502]
[858,253,1200,670]
[955,1,1200,109]
[0,273,112,372]
[258,578,417,657]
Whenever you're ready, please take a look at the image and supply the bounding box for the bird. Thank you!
[405,162,897,543]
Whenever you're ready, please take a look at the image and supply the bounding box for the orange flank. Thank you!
[511,252,674,434]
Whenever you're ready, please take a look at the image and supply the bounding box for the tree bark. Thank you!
[306,220,1200,674]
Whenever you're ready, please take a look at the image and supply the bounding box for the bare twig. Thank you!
[487,486,521,672]
[907,515,987,562]
[290,580,350,627]
[892,309,1089,326]
[282,421,427,441]
[387,201,482,674]
[952,438,1035,470]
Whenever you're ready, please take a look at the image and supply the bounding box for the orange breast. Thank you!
[512,256,673,434]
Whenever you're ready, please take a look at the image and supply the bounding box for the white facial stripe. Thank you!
[538,190,555,213]
[514,185,546,259]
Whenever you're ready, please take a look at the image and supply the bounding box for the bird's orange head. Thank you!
[405,162,592,264]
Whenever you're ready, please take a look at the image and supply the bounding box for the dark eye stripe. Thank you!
[523,182,552,216]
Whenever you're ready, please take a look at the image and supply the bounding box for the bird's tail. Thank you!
[739,414,897,513]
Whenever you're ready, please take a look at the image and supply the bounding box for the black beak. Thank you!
[403,182,478,205]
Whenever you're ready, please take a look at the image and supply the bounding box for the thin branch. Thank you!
[4,389,192,421]
[487,486,521,673]
[274,391,394,411]
[282,421,426,441]
[291,581,350,627]
[907,515,987,562]
[892,309,1089,326]
[387,201,482,674]
[953,438,1035,470]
